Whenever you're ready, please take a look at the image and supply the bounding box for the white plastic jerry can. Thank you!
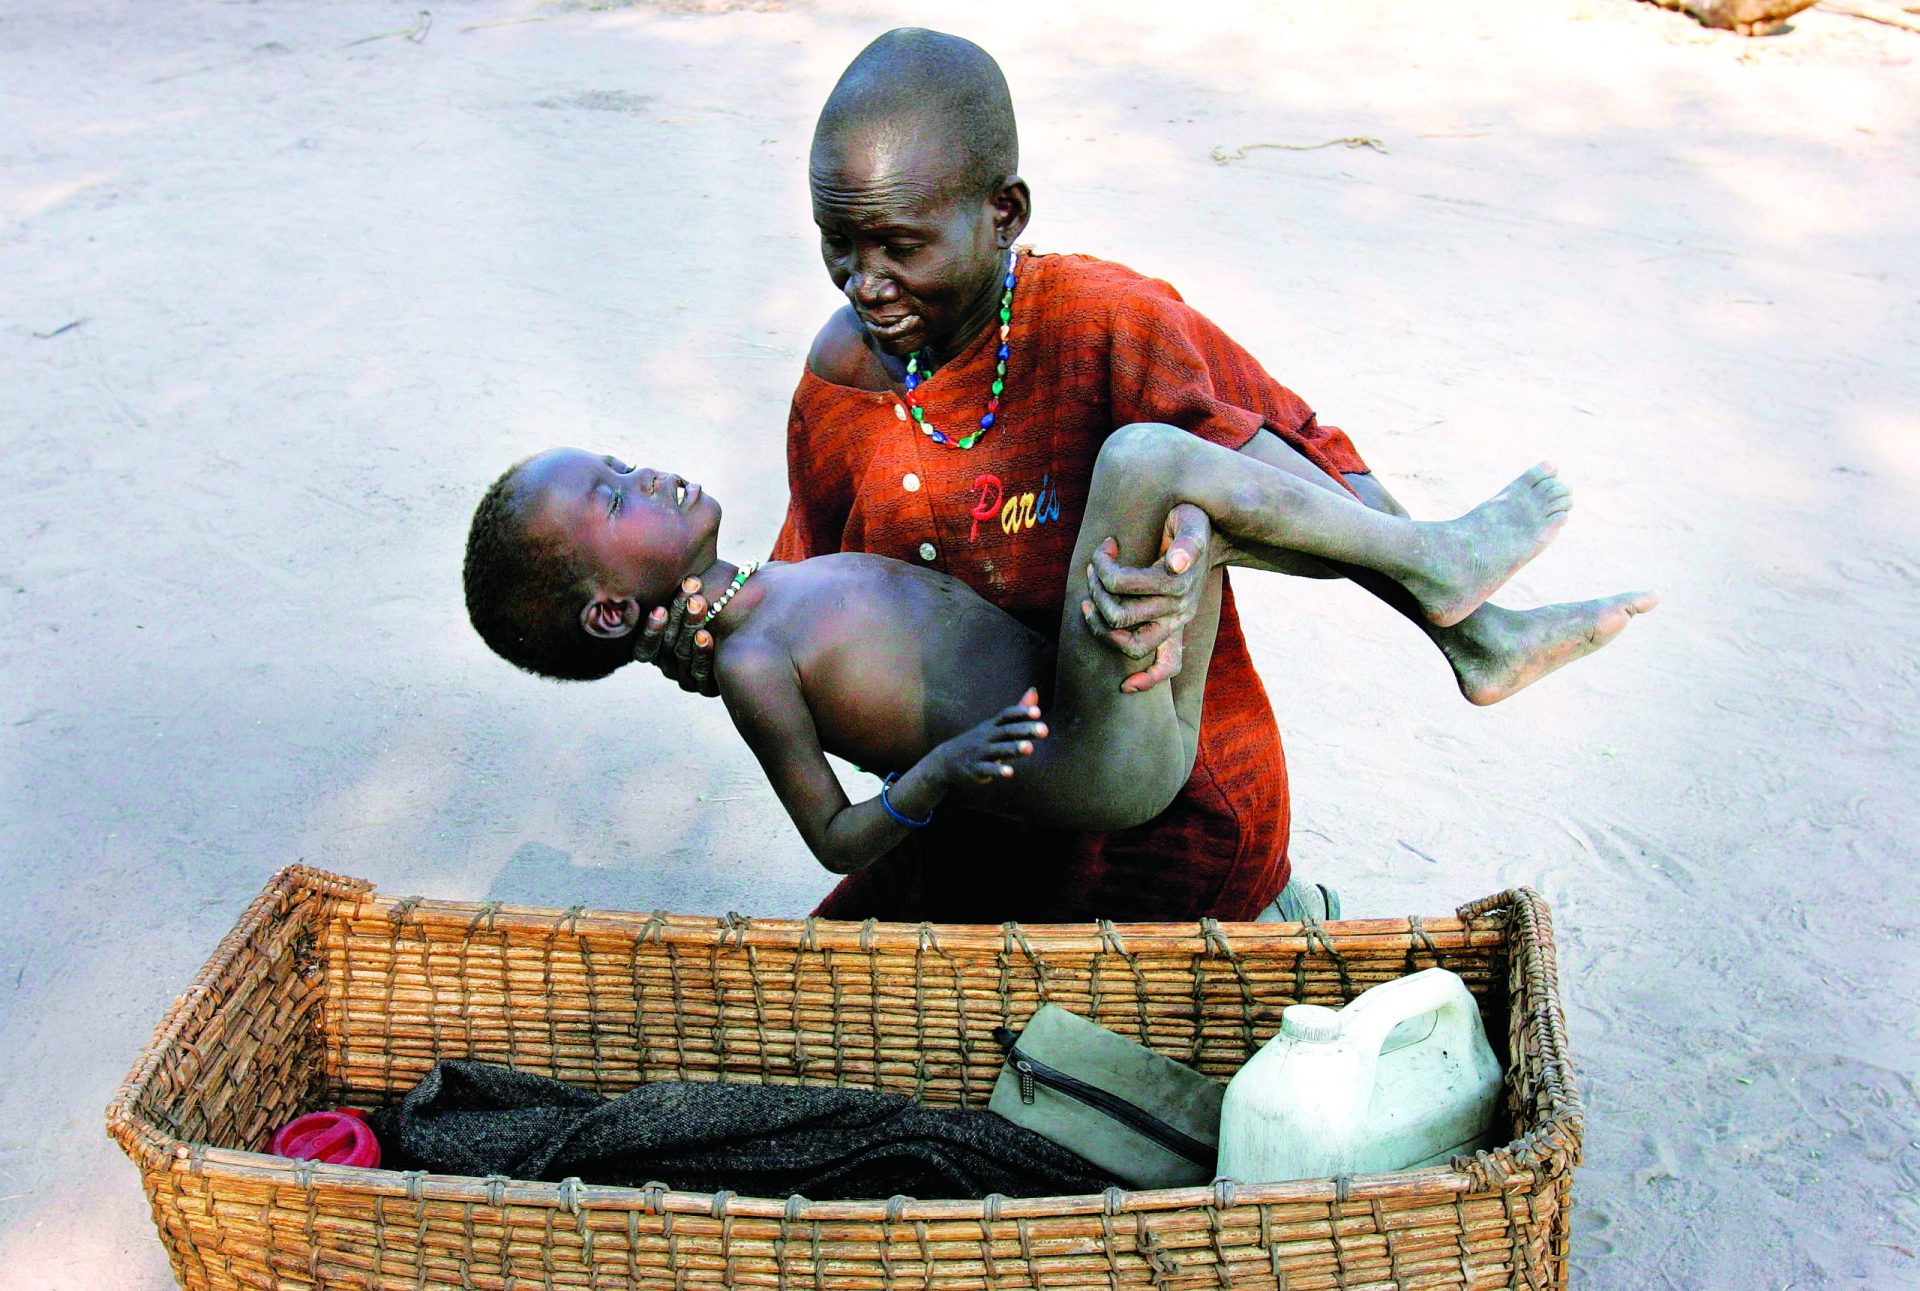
[1216,967,1505,1184]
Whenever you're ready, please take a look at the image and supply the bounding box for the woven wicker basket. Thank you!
[109,865,1582,1291]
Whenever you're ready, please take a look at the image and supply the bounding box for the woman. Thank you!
[643,29,1645,921]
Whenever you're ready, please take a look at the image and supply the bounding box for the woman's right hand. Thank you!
[632,577,720,696]
[1081,503,1216,693]
[937,688,1050,784]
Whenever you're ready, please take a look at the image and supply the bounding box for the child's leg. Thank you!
[1194,437,1572,628]
[1008,432,1224,832]
[1015,422,1568,831]
[1232,432,1656,704]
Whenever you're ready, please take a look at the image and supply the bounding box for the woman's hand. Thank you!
[935,688,1049,784]
[631,577,719,696]
[1080,502,1215,693]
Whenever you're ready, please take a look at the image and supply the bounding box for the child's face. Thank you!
[516,447,719,608]
[810,126,1012,359]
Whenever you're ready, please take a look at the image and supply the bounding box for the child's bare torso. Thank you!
[714,554,1053,778]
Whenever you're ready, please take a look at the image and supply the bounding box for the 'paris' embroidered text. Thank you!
[969,472,1062,542]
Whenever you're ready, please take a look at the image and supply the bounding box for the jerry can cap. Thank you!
[268,1109,381,1169]
[1279,1003,1342,1043]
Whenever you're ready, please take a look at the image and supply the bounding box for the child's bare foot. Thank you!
[1404,464,1572,628]
[1447,592,1659,705]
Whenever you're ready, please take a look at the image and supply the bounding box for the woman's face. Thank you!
[810,123,1027,362]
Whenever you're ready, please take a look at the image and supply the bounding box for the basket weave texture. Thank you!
[109,866,1582,1290]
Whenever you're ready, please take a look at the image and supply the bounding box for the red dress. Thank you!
[772,251,1368,922]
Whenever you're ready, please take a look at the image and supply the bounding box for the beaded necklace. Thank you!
[700,561,758,626]
[898,251,1016,450]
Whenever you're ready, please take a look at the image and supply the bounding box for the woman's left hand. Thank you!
[632,577,720,696]
[1080,502,1213,693]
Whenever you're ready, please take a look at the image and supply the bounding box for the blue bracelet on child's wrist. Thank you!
[880,773,934,828]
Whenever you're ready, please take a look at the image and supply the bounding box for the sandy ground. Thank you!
[2,0,1917,1285]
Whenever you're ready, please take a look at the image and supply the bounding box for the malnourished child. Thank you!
[464,423,1653,875]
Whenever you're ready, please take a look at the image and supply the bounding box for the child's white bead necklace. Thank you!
[701,562,758,626]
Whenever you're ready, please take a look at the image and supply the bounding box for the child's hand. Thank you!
[943,688,1048,784]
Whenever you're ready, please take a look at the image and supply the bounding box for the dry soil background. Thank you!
[3,0,1917,1286]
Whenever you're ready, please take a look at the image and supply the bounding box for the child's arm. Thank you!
[719,645,1044,874]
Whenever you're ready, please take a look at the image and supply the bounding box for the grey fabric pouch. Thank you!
[989,1004,1223,1190]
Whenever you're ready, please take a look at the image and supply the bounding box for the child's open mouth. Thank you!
[676,480,700,509]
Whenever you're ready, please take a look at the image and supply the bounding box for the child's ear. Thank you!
[580,594,641,640]
[989,175,1031,249]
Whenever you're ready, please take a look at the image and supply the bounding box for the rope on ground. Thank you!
[1211,137,1388,165]
[340,10,433,50]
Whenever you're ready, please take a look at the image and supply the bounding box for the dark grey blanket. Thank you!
[370,1060,1118,1201]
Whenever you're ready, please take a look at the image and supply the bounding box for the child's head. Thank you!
[809,29,1028,360]
[464,448,719,682]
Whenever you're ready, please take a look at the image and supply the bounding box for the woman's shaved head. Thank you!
[811,29,1018,200]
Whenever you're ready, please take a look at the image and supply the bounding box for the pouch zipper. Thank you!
[993,1027,1213,1165]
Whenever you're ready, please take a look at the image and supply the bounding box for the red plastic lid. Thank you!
[268,1110,381,1169]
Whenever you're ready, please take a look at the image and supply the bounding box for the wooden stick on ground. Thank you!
[1817,0,1920,30]
[1638,0,1819,34]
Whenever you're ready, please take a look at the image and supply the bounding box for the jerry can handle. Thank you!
[1335,967,1482,1061]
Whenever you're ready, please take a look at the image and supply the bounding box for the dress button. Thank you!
[903,473,921,493]
[893,402,909,422]
[918,542,937,563]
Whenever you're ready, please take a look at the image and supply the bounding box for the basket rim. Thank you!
[107,864,1583,1219]
[350,888,1514,954]
[135,1139,1546,1221]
